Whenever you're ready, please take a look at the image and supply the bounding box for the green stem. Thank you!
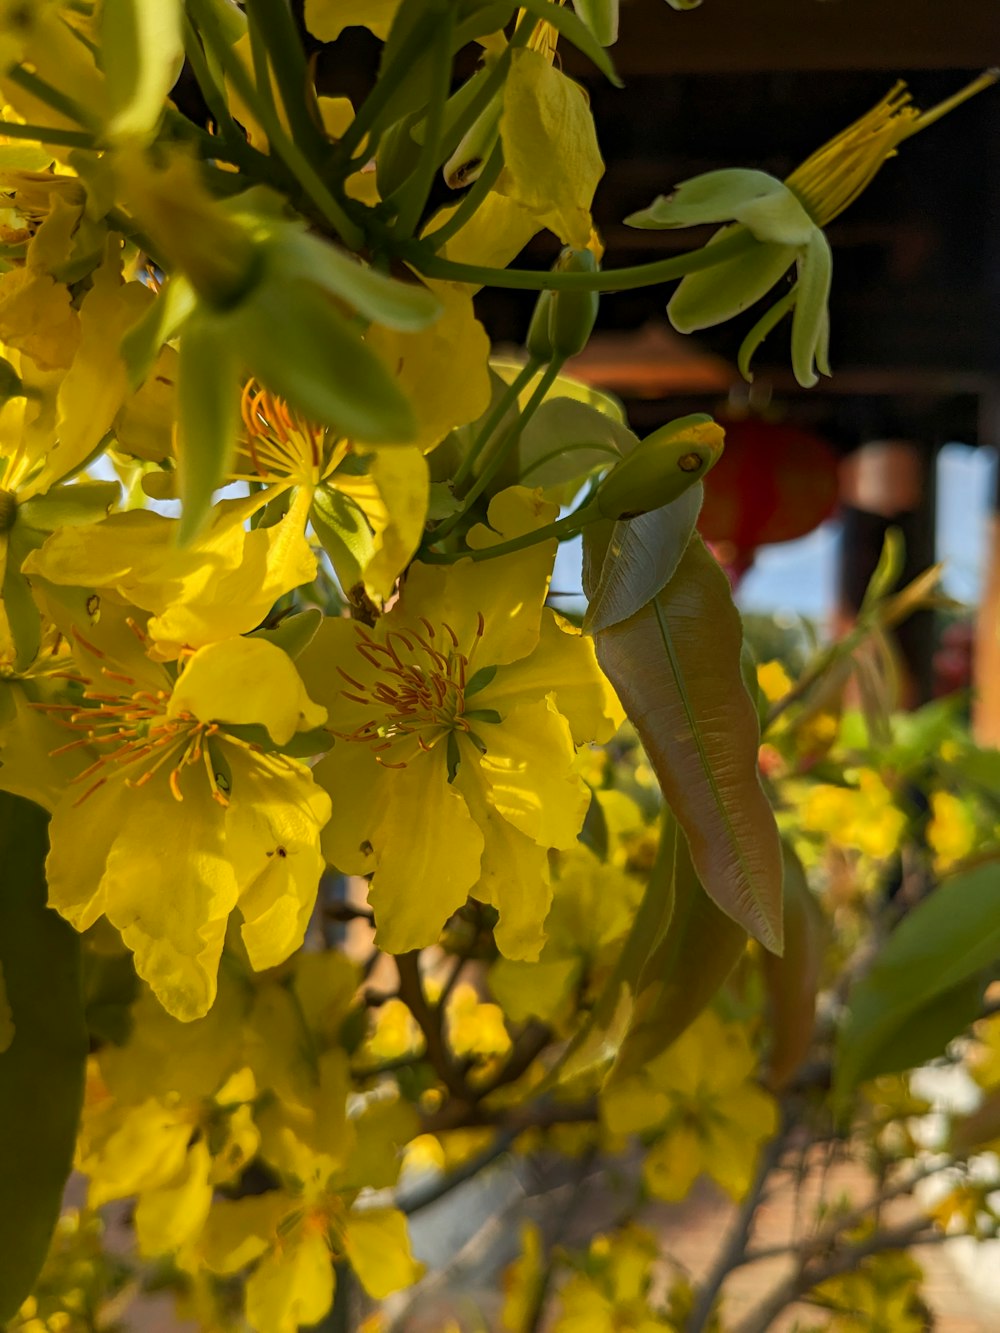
[243,0,329,160]
[458,358,563,511]
[391,4,455,238]
[179,19,259,169]
[0,120,94,149]
[428,358,559,546]
[334,13,439,165]
[430,14,531,172]
[6,65,96,130]
[451,357,539,494]
[424,138,504,253]
[421,500,599,564]
[398,226,759,291]
[189,0,365,250]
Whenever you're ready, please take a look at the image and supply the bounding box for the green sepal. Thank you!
[100,0,184,141]
[176,318,240,544]
[120,274,197,390]
[310,487,375,592]
[227,278,416,445]
[249,608,324,659]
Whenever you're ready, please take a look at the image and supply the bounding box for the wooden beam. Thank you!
[604,0,1000,74]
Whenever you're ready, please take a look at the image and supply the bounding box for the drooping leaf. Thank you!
[583,484,702,633]
[176,318,240,543]
[761,842,827,1090]
[100,0,184,141]
[609,819,747,1080]
[835,860,1000,1101]
[0,793,87,1322]
[592,534,783,951]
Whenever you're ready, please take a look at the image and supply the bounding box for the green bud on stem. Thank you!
[596,413,725,520]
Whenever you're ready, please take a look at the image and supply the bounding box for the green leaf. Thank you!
[517,0,622,84]
[230,279,416,445]
[100,0,184,141]
[518,396,633,504]
[0,793,87,1322]
[610,819,747,1080]
[583,484,702,633]
[592,534,784,952]
[310,488,375,592]
[835,860,1000,1100]
[761,843,826,1090]
[176,319,240,544]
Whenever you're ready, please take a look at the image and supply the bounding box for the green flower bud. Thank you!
[596,414,725,520]
[547,247,600,358]
[525,288,555,361]
[443,91,502,189]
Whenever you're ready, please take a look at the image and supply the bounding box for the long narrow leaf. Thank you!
[593,534,783,951]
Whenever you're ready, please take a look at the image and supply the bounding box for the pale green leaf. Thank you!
[583,484,702,633]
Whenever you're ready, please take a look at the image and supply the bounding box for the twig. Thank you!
[730,1217,940,1333]
[687,1129,788,1332]
[395,952,472,1103]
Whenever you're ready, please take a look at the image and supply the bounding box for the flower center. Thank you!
[334,614,488,768]
[236,381,348,489]
[38,627,262,807]
[0,488,17,533]
[786,71,997,227]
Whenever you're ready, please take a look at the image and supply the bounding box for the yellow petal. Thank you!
[365,284,491,452]
[458,768,552,962]
[344,1209,424,1299]
[642,1125,704,1202]
[498,50,604,249]
[169,638,327,744]
[198,1193,290,1275]
[426,190,541,278]
[0,265,79,370]
[245,1227,334,1333]
[99,783,239,1021]
[482,610,624,745]
[333,446,429,601]
[49,243,150,482]
[368,754,484,954]
[226,752,330,970]
[477,698,589,849]
[305,0,401,40]
[134,1139,213,1257]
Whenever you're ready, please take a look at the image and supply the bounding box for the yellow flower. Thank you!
[628,73,997,387]
[299,491,622,961]
[445,982,511,1060]
[1,601,330,1020]
[927,789,977,872]
[602,1011,777,1203]
[237,380,429,602]
[800,768,905,860]
[756,659,792,704]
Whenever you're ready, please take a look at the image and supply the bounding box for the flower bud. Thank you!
[525,289,555,361]
[596,414,724,520]
[443,89,502,189]
[547,247,600,358]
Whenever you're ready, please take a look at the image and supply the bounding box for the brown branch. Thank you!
[730,1217,940,1333]
[395,952,473,1104]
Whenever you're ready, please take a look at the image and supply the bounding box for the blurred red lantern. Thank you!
[698,412,840,578]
